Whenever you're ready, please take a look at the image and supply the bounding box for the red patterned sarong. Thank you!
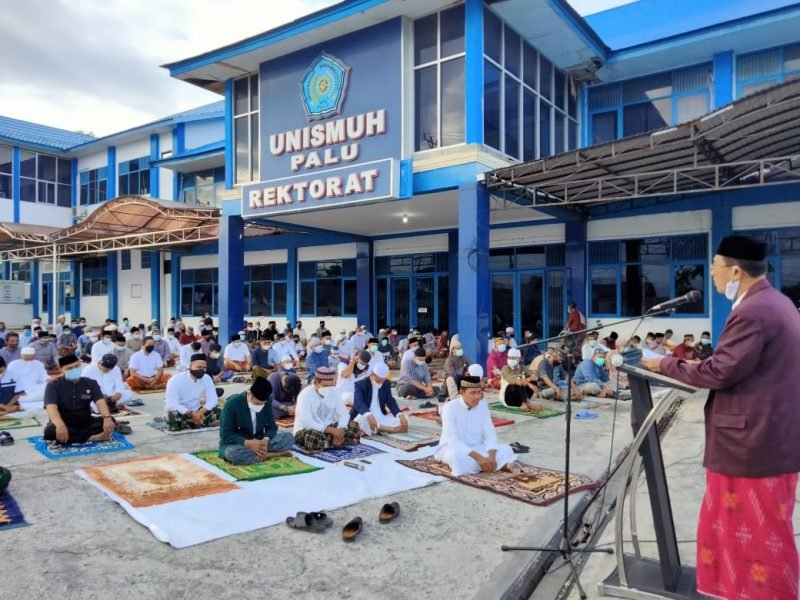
[697,469,798,599]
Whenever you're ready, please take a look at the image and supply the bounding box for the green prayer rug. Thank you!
[488,403,564,419]
[0,417,41,430]
[192,451,322,482]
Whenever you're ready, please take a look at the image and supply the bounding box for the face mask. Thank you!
[647,340,657,349]
[381,339,388,346]
[497,344,507,353]
[249,401,265,413]
[23,330,30,336]
[415,359,426,366]
[167,334,175,339]
[314,346,324,354]
[65,367,82,381]
[357,362,367,370]
[725,276,740,301]
[115,344,126,352]
[594,357,606,367]
[323,339,331,346]
[369,344,378,353]
[391,331,397,336]
[588,340,597,347]
[123,321,129,326]
[260,344,269,350]
[153,335,162,342]
[317,386,331,399]
[239,334,246,341]
[281,363,293,371]
[702,338,711,345]
[144,346,154,353]
[508,359,519,368]
[189,369,206,380]
[64,329,71,335]
[103,338,112,345]
[210,353,220,360]
[233,341,241,347]
[455,348,464,357]
[133,334,141,340]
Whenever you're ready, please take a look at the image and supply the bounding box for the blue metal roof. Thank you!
[0,115,94,152]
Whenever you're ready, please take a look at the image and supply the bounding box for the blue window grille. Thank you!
[245,264,288,317]
[180,268,219,316]
[118,157,150,196]
[299,259,357,317]
[120,250,131,271]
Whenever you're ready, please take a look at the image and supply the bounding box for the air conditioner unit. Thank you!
[24,282,31,300]
[72,206,88,221]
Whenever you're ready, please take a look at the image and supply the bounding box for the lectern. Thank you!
[598,363,706,599]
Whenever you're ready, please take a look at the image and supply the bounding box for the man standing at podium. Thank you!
[643,235,800,600]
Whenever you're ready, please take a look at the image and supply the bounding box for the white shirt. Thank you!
[293,327,307,343]
[223,342,250,362]
[91,339,116,363]
[82,363,127,398]
[368,352,385,370]
[350,333,367,350]
[272,340,298,361]
[401,348,416,367]
[178,344,195,372]
[129,349,164,377]
[437,396,498,453]
[293,385,349,434]
[364,381,381,418]
[164,370,218,415]
[6,359,48,393]
[335,361,370,394]
[166,336,181,354]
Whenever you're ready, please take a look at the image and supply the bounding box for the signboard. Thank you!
[0,280,26,304]
[243,18,403,218]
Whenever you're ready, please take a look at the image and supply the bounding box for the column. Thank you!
[464,0,484,144]
[710,199,732,343]
[565,217,588,315]
[218,214,245,345]
[286,246,297,326]
[149,134,160,198]
[456,183,490,368]
[150,251,161,324]
[224,80,235,189]
[448,230,459,334]
[12,147,20,223]
[107,251,118,320]
[713,51,734,109]
[107,147,117,199]
[70,261,80,318]
[171,252,181,320]
[31,260,40,318]
[356,241,373,331]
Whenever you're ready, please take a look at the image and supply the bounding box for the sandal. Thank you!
[0,431,14,446]
[510,442,530,454]
[285,512,327,533]
[419,401,436,409]
[127,399,144,407]
[311,512,333,528]
[342,516,363,542]
[379,502,400,523]
[116,423,133,435]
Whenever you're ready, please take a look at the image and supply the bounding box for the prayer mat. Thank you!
[133,387,166,395]
[409,409,515,428]
[146,420,219,435]
[488,402,564,419]
[398,456,600,507]
[373,428,440,452]
[275,416,294,429]
[81,454,240,508]
[28,432,135,460]
[292,443,385,463]
[0,491,28,531]
[106,406,149,419]
[0,417,41,429]
[192,451,321,482]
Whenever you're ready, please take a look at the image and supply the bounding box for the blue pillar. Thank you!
[224,80,235,189]
[565,218,588,314]
[286,246,297,326]
[713,51,734,108]
[107,252,118,320]
[356,241,373,331]
[12,147,20,223]
[150,251,161,324]
[2,262,9,280]
[70,159,78,222]
[710,199,732,344]
[70,261,80,318]
[149,134,160,198]
[464,0,484,144]
[171,252,181,319]
[218,214,245,345]
[448,230,459,334]
[457,183,490,368]
[107,147,117,199]
[31,261,40,317]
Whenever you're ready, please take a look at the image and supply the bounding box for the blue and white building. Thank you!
[1,0,799,366]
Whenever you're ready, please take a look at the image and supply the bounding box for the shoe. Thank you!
[510,442,530,454]
[116,423,133,435]
[379,502,400,523]
[285,512,327,533]
[419,401,436,409]
[311,511,333,527]
[0,431,14,446]
[342,517,363,542]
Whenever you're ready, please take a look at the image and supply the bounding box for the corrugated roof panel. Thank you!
[0,116,94,151]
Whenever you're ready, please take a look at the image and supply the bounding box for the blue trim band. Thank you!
[464,0,484,144]
[149,134,160,197]
[286,246,298,326]
[150,251,161,324]
[170,252,181,320]
[106,147,116,199]
[107,252,118,320]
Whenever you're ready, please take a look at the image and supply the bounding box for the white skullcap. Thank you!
[467,364,484,378]
[372,362,389,378]
[508,348,521,358]
[308,337,321,347]
[279,355,292,363]
[21,347,36,356]
[505,326,514,333]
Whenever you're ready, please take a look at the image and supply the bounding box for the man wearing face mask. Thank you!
[0,332,21,364]
[43,354,115,444]
[536,349,581,401]
[581,330,604,361]
[223,334,251,373]
[251,335,277,380]
[642,235,800,600]
[293,366,361,452]
[29,330,59,374]
[305,336,330,383]
[670,333,697,360]
[350,362,408,436]
[336,349,371,406]
[573,347,614,397]
[90,328,116,365]
[377,335,399,369]
[219,377,294,464]
[150,328,172,367]
[164,354,221,431]
[56,324,78,357]
[110,334,133,378]
[126,327,143,352]
[365,337,386,370]
[397,347,438,401]
[127,336,171,391]
[83,353,134,413]
[693,331,713,360]
[268,371,302,419]
[19,326,34,349]
[499,348,543,411]
[7,347,49,409]
[486,337,509,390]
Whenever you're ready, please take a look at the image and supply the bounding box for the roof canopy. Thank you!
[486,79,800,211]
[1,196,283,261]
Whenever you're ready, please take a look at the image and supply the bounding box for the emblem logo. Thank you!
[300,52,351,121]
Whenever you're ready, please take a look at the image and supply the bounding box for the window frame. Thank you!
[245,264,288,317]
[233,74,259,185]
[118,156,151,196]
[81,256,109,297]
[19,150,72,206]
[79,167,108,206]
[298,259,358,317]
[180,268,219,317]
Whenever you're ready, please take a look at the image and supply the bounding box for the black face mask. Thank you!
[189,369,206,379]
[144,345,155,353]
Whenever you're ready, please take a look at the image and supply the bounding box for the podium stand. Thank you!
[598,364,705,599]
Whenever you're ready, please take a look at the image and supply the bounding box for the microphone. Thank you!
[647,290,702,313]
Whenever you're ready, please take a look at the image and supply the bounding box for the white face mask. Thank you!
[317,386,331,399]
[415,359,426,366]
[507,359,519,368]
[725,276,740,301]
[248,402,265,413]
[497,344,507,353]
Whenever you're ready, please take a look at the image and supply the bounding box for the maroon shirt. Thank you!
[661,280,800,478]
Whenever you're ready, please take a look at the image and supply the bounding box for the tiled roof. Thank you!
[0,115,95,151]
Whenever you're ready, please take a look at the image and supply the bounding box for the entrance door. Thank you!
[42,280,69,323]
[491,274,514,337]
[491,269,566,341]
[391,278,410,333]
[414,277,435,332]
[519,271,544,339]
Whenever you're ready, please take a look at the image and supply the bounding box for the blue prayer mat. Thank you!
[0,491,28,531]
[292,443,384,463]
[28,432,135,460]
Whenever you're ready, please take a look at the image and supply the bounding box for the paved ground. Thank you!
[2,374,693,600]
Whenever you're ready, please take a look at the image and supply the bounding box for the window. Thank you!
[588,234,708,317]
[299,259,357,317]
[82,256,108,296]
[181,167,225,207]
[234,74,259,184]
[120,250,131,271]
[10,262,31,282]
[245,264,288,316]
[736,44,800,98]
[141,251,152,269]
[79,167,108,206]
[0,145,11,200]
[118,157,150,196]
[588,64,711,142]
[483,10,577,159]
[414,5,465,151]
[739,227,800,310]
[181,268,219,316]
[20,151,71,206]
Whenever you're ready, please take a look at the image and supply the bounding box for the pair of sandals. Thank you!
[115,420,133,435]
[510,441,529,454]
[0,431,14,446]
[285,502,400,542]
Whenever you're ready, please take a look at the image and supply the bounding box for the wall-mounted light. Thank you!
[402,213,408,224]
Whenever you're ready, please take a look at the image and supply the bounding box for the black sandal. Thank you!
[285,512,327,533]
[0,431,14,446]
[379,502,400,523]
[510,442,530,454]
[342,517,363,542]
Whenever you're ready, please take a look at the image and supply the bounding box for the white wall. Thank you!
[588,318,711,347]
[0,303,33,328]
[163,272,173,322]
[733,201,800,230]
[81,296,108,325]
[20,204,72,227]
[118,250,152,325]
[588,210,711,240]
[0,198,14,221]
[298,243,357,261]
[244,250,287,265]
[76,150,107,172]
[180,254,218,270]
[116,139,151,163]
[490,223,565,247]
[185,120,224,150]
[374,234,448,256]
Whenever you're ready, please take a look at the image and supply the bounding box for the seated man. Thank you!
[251,335,276,379]
[434,374,515,476]
[499,348,543,411]
[223,335,251,372]
[7,347,49,410]
[127,337,171,391]
[573,348,614,397]
[335,350,371,406]
[126,327,143,352]
[0,356,34,419]
[218,377,295,464]
[350,362,408,436]
[111,334,133,379]
[536,349,581,401]
[268,371,302,419]
[178,340,200,372]
[164,354,222,431]
[671,333,697,360]
[206,343,233,383]
[304,336,329,383]
[82,354,134,413]
[56,324,78,357]
[165,328,181,365]
[581,330,602,361]
[377,335,399,369]
[90,329,117,365]
[151,329,173,367]
[30,330,59,373]
[43,355,116,444]
[0,332,21,364]
[486,337,509,389]
[694,331,714,360]
[293,366,361,452]
[397,347,438,400]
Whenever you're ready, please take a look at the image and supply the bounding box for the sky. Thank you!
[0,0,636,138]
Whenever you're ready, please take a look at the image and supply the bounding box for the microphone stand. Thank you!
[501,307,675,599]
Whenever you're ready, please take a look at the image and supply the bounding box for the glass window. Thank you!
[621,263,670,316]
[441,58,465,148]
[516,246,546,268]
[20,178,36,203]
[234,77,249,114]
[249,281,272,316]
[57,159,71,185]
[38,155,56,181]
[555,71,566,111]
[504,76,520,158]
[316,279,342,317]
[235,117,250,183]
[440,5,465,58]
[20,151,36,178]
[554,112,565,154]
[523,42,538,90]
[414,13,437,65]
[539,102,551,157]
[484,8,502,64]
[591,268,617,314]
[233,74,259,184]
[673,264,705,313]
[676,93,707,123]
[784,44,800,73]
[119,157,150,196]
[623,73,672,103]
[623,99,670,137]
[522,89,537,161]
[489,248,515,270]
[484,61,502,151]
[344,280,358,315]
[415,66,437,151]
[80,167,107,205]
[0,146,12,175]
[273,283,287,315]
[539,58,553,101]
[504,25,520,76]
[300,282,315,315]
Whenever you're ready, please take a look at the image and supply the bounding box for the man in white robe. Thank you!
[293,367,361,452]
[6,347,49,410]
[435,373,515,477]
[82,353,134,412]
